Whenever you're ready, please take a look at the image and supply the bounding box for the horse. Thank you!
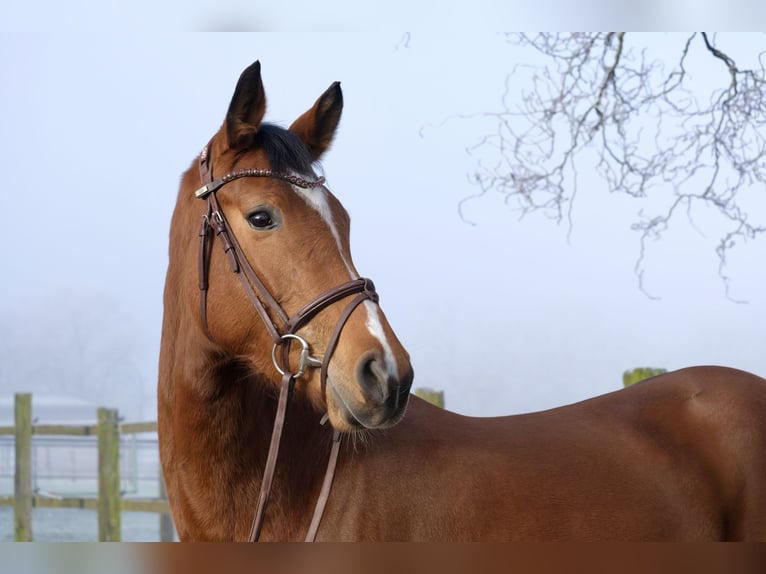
[158,60,766,541]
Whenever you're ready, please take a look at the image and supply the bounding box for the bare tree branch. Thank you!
[460,32,766,300]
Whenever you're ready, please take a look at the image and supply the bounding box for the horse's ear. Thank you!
[225,61,267,151]
[289,82,343,161]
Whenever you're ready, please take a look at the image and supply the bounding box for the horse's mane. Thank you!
[251,123,316,176]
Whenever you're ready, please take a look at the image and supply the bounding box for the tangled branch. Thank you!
[463,33,766,299]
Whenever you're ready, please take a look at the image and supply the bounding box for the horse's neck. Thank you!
[170,353,333,539]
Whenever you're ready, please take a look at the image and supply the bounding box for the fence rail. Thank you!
[0,393,174,541]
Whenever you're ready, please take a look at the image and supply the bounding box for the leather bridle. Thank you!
[195,143,379,541]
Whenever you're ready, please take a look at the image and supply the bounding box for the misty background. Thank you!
[1,32,764,423]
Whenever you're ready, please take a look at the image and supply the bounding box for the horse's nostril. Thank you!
[357,352,390,404]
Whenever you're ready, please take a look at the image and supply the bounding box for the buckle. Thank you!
[194,179,224,199]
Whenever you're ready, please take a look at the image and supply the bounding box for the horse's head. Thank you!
[176,61,413,432]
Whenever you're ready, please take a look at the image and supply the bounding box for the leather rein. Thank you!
[195,143,378,541]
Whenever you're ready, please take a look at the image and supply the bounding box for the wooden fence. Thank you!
[0,393,174,542]
[2,374,653,541]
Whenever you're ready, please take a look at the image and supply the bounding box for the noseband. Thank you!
[195,143,379,541]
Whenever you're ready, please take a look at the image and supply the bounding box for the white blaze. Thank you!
[363,301,400,378]
[293,183,400,378]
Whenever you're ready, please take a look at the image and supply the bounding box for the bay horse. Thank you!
[158,60,766,541]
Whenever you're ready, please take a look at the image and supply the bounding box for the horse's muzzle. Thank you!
[332,355,414,430]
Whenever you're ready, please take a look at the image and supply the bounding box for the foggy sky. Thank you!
[1,32,764,420]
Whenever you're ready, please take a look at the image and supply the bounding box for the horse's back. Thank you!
[618,366,766,540]
[518,365,766,540]
[514,365,766,540]
[334,366,766,541]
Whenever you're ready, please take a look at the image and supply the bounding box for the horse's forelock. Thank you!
[253,123,316,177]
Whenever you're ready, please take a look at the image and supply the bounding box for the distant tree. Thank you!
[460,33,766,299]
[414,387,445,408]
[623,367,668,387]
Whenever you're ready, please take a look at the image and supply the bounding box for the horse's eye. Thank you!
[247,210,275,229]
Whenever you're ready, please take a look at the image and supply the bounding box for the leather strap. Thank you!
[196,168,326,199]
[319,292,375,403]
[198,209,213,339]
[198,142,213,190]
[204,191,285,344]
[248,371,295,542]
[287,278,377,334]
[305,429,342,542]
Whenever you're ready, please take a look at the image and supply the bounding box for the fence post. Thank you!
[158,472,175,542]
[97,407,121,541]
[14,393,33,542]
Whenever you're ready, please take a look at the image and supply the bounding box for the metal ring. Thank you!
[271,334,321,378]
